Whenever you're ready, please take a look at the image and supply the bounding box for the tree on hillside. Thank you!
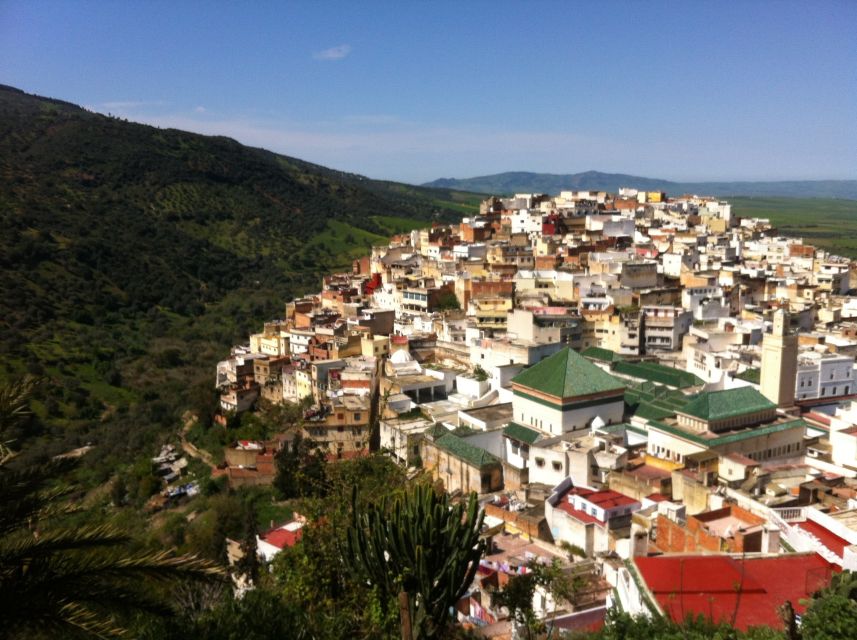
[801,570,857,640]
[493,558,588,640]
[345,484,485,639]
[272,432,327,500]
[0,377,224,638]
[435,290,461,311]
[234,507,260,588]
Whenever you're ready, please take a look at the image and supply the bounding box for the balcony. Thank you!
[644,317,676,327]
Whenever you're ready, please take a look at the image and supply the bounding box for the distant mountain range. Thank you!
[423,171,857,200]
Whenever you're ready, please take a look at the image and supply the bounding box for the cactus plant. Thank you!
[345,483,485,639]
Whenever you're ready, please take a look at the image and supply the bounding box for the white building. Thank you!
[796,351,856,401]
[544,477,641,557]
[508,347,626,437]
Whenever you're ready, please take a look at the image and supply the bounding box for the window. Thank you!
[552,461,562,472]
[354,413,362,421]
[337,426,344,433]
[337,413,344,420]
[535,457,545,468]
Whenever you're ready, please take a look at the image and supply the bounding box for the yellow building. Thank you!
[303,395,371,459]
[295,368,313,401]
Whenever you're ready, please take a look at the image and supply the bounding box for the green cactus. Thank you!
[345,483,486,639]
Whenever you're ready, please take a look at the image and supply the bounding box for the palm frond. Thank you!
[57,601,127,639]
[0,541,225,636]
[0,376,40,449]
[0,376,227,639]
[0,457,81,535]
[0,524,130,566]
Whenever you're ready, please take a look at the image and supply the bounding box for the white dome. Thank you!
[590,415,606,430]
[390,349,413,364]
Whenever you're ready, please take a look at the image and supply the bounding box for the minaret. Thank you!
[760,308,798,407]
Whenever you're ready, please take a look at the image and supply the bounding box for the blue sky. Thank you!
[1,1,855,183]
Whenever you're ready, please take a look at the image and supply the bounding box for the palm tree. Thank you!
[0,377,224,638]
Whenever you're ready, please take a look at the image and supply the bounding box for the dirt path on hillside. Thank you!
[180,412,216,470]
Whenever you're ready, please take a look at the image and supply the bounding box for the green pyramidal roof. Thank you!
[512,347,626,399]
[434,433,499,468]
[680,386,775,422]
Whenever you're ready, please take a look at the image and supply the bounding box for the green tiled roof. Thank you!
[631,403,677,421]
[680,387,775,422]
[625,382,694,420]
[649,418,806,447]
[613,360,704,389]
[503,422,543,445]
[425,424,451,439]
[594,422,648,436]
[512,347,626,399]
[434,433,499,468]
[581,346,624,363]
[735,368,761,384]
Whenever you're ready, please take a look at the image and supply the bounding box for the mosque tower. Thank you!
[760,308,798,408]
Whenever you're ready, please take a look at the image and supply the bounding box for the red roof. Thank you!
[556,502,601,524]
[646,493,670,503]
[570,486,638,509]
[635,554,835,630]
[261,524,303,550]
[797,520,851,557]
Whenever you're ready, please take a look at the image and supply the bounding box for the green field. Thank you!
[730,197,857,258]
[303,220,387,267]
[370,214,432,235]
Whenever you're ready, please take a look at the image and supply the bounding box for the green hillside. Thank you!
[0,84,475,475]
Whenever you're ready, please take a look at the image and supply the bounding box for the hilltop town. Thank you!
[214,187,857,634]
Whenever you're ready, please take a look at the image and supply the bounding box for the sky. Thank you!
[1,1,855,184]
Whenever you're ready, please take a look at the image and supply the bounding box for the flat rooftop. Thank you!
[830,508,857,532]
[331,395,371,410]
[484,531,565,569]
[460,402,513,423]
[699,513,762,538]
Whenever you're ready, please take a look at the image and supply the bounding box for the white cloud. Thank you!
[194,105,207,113]
[313,44,351,61]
